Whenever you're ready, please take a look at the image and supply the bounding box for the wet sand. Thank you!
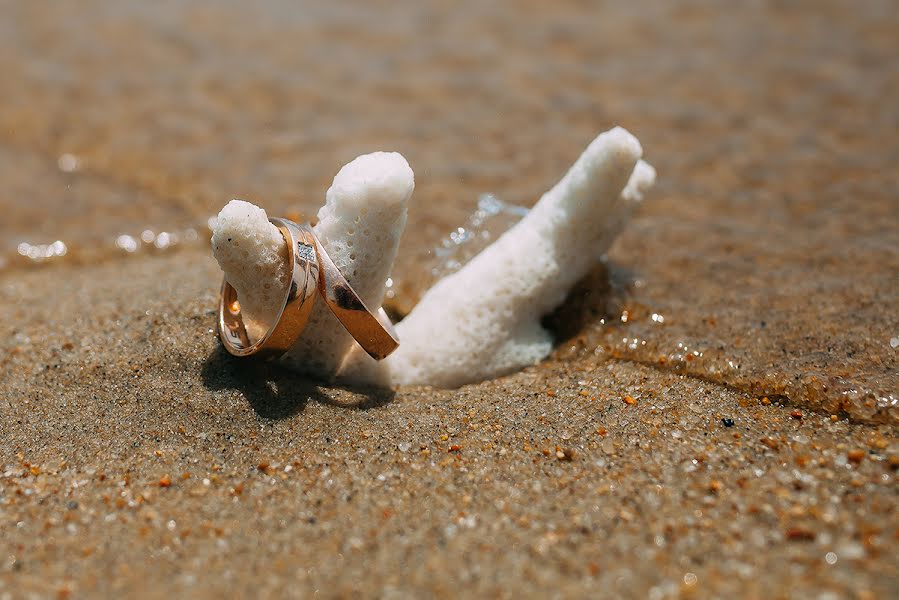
[1,0,896,597]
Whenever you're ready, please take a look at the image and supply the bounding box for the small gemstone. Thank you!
[296,243,316,263]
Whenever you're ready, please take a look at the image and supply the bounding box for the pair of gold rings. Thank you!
[218,218,399,361]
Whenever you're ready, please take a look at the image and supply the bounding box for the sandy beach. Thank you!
[1,1,896,597]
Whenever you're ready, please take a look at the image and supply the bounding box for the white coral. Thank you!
[352,127,653,386]
[210,200,289,342]
[211,151,413,375]
[211,127,655,388]
[281,152,413,376]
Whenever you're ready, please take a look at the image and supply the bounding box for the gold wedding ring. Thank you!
[310,232,399,360]
[218,218,319,359]
[217,218,399,361]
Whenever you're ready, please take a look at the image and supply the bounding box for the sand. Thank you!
[1,1,896,597]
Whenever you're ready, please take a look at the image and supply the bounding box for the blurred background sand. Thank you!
[0,0,896,597]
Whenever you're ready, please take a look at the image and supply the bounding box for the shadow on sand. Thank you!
[201,346,395,419]
[541,260,636,343]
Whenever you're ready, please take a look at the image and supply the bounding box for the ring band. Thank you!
[218,218,319,359]
[217,217,399,362]
[311,233,400,360]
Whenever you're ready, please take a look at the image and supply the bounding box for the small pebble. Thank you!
[556,448,574,461]
[847,449,865,464]
[786,527,816,542]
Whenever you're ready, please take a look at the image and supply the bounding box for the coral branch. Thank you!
[211,127,655,389]
[380,127,650,387]
[211,152,413,379]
